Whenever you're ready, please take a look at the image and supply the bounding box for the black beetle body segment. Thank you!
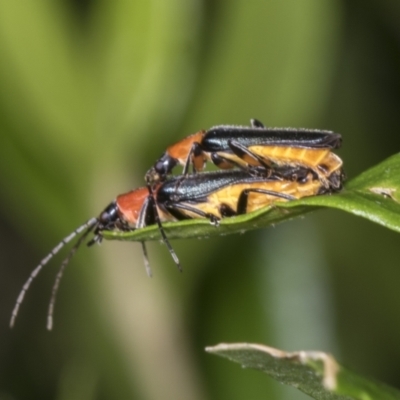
[156,169,282,204]
[203,125,342,152]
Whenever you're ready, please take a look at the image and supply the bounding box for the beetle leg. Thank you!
[136,194,155,229]
[145,189,181,272]
[219,203,237,217]
[250,118,265,128]
[166,202,221,226]
[236,188,296,215]
[141,241,152,277]
[210,153,248,170]
[228,139,272,170]
[275,166,318,183]
[182,142,204,175]
[211,153,274,180]
[133,194,155,275]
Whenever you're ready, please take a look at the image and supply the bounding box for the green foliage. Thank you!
[1,1,400,400]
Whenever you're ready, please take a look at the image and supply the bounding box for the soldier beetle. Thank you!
[11,167,335,330]
[145,119,343,190]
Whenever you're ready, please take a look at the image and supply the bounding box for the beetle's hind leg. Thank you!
[236,188,296,215]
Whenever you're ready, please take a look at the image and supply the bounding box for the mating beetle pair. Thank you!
[11,119,344,329]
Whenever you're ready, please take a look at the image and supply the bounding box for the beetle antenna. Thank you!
[10,217,98,328]
[47,222,97,330]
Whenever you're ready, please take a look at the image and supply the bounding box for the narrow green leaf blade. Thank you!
[206,343,400,400]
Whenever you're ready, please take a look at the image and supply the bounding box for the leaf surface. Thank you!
[206,343,400,400]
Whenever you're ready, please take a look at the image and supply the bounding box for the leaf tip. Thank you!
[369,187,397,201]
[298,351,339,391]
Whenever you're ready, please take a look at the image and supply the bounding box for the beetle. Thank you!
[150,167,326,221]
[90,167,329,271]
[11,167,332,330]
[91,168,327,276]
[145,119,343,190]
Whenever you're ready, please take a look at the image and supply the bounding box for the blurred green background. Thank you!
[1,1,400,399]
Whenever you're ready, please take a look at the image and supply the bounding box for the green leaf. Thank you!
[102,153,400,243]
[206,343,400,400]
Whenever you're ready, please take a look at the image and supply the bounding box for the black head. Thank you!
[98,201,119,228]
[145,154,178,184]
[87,201,119,246]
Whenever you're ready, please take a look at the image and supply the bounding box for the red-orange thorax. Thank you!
[166,130,206,164]
[116,187,150,225]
